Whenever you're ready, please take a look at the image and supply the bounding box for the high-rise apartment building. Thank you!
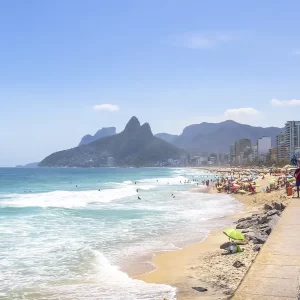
[276,132,287,160]
[285,121,300,156]
[257,137,271,159]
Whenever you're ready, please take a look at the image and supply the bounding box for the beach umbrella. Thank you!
[223,229,245,241]
[232,185,240,190]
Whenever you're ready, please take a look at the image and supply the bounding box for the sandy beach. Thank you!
[136,170,292,299]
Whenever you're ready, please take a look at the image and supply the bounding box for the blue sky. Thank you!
[1,0,300,166]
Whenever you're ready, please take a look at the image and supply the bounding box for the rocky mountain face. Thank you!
[154,133,178,144]
[156,120,283,153]
[79,127,116,146]
[39,117,184,167]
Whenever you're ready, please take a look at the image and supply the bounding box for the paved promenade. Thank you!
[232,198,300,300]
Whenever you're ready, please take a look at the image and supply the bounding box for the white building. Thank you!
[285,121,300,156]
[257,137,271,159]
[252,145,258,159]
[168,159,175,166]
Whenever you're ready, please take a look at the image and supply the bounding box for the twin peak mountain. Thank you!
[39,117,184,167]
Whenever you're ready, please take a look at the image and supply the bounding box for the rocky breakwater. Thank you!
[236,201,286,252]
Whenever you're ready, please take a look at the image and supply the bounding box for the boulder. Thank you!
[281,202,286,210]
[252,234,268,244]
[220,241,231,250]
[268,214,280,230]
[233,260,245,268]
[244,231,257,241]
[257,214,268,224]
[236,220,253,229]
[267,209,278,216]
[264,227,272,235]
[264,203,273,211]
[192,287,207,292]
[237,216,252,223]
[253,245,261,251]
[258,224,269,230]
[272,202,282,211]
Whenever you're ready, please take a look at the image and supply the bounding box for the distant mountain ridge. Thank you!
[16,162,39,168]
[40,117,184,167]
[156,120,283,153]
[79,127,116,146]
[154,133,178,144]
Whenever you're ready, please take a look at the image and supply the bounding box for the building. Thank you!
[285,121,300,156]
[267,148,278,162]
[180,154,190,166]
[257,137,271,159]
[276,132,288,160]
[234,139,251,164]
[252,145,258,160]
[229,145,235,163]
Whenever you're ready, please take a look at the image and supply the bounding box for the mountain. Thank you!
[39,117,184,167]
[169,120,283,153]
[79,127,116,146]
[16,162,39,168]
[155,133,178,144]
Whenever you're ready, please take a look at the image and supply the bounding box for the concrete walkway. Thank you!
[232,199,300,300]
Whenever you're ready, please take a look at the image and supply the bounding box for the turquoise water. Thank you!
[0,168,242,299]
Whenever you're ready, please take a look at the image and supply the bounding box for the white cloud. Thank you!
[93,104,120,112]
[271,99,300,107]
[173,32,237,49]
[224,107,259,118]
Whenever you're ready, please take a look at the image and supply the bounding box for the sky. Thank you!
[1,0,300,166]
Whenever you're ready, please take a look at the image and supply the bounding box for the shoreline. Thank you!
[135,209,256,300]
[135,172,291,299]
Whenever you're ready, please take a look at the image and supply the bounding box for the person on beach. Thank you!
[294,165,300,198]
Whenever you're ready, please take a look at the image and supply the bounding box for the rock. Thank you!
[220,241,231,250]
[192,287,207,292]
[241,229,250,233]
[264,203,273,210]
[265,227,272,235]
[253,245,261,251]
[237,216,252,223]
[236,220,253,229]
[281,202,286,210]
[252,234,268,244]
[233,260,245,268]
[272,202,282,211]
[267,209,278,216]
[244,231,256,241]
[259,224,269,230]
[268,214,280,230]
[257,214,268,224]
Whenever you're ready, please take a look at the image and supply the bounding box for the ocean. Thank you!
[0,167,242,300]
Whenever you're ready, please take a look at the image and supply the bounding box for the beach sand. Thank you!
[136,173,291,299]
